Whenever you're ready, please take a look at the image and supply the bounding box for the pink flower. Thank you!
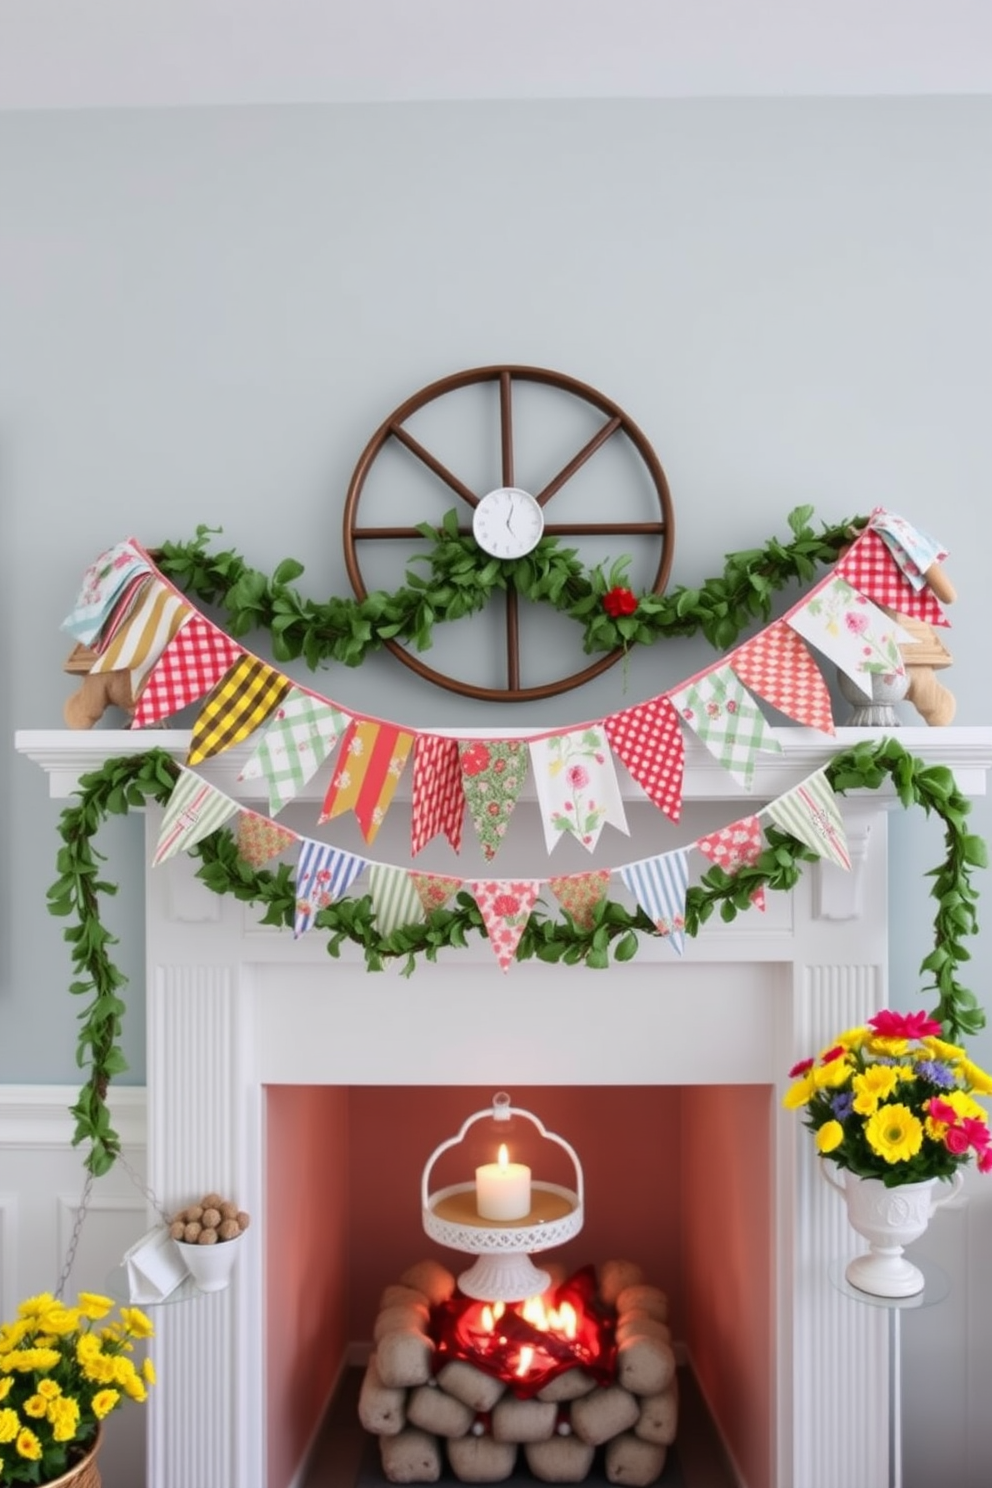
[845,611,869,635]
[945,1125,971,1155]
[564,801,574,812]
[979,1148,992,1174]
[706,701,720,717]
[726,699,738,713]
[789,1058,815,1078]
[926,1096,957,1126]
[493,894,521,918]
[461,743,491,777]
[682,708,694,720]
[869,1009,943,1040]
[566,765,589,789]
[821,1045,845,1065]
[961,1116,991,1152]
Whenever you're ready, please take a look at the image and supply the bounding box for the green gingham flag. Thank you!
[369,865,426,936]
[766,769,851,871]
[238,688,350,815]
[669,664,781,789]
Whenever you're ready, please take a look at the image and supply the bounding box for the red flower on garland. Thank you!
[602,586,638,618]
[460,742,492,777]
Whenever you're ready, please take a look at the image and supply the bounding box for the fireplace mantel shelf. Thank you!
[16,725,992,804]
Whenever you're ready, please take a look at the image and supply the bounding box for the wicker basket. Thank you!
[42,1429,102,1488]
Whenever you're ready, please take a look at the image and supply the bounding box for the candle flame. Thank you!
[497,1143,509,1170]
[515,1344,535,1377]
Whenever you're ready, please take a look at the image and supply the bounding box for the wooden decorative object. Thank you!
[63,644,136,728]
[891,559,957,727]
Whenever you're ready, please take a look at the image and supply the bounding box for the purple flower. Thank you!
[831,1092,855,1121]
[915,1059,955,1088]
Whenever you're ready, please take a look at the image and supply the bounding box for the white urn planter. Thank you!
[823,1166,963,1297]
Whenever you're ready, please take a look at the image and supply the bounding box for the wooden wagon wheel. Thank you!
[342,364,675,702]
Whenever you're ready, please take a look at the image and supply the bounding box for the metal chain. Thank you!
[115,1152,173,1226]
[54,1170,94,1301]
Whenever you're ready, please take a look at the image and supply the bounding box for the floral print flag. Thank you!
[870,508,948,592]
[547,870,612,930]
[620,850,690,955]
[319,719,415,843]
[695,815,766,912]
[669,664,782,789]
[470,880,542,972]
[458,739,529,861]
[766,769,851,871]
[236,810,299,870]
[293,840,367,937]
[410,872,464,915]
[787,576,914,693]
[61,539,152,644]
[529,726,629,854]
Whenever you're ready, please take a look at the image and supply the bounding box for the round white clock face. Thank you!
[471,487,545,559]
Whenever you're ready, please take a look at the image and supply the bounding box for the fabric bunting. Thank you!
[187,656,291,766]
[61,540,151,644]
[871,509,948,592]
[90,572,158,655]
[410,872,463,915]
[765,769,851,871]
[236,811,299,870]
[730,621,835,734]
[152,769,238,866]
[620,850,690,954]
[787,577,912,693]
[670,665,782,788]
[695,815,766,911]
[837,527,948,628]
[319,719,415,843]
[459,739,529,861]
[547,870,612,930]
[89,578,192,695]
[131,615,244,728]
[410,734,464,855]
[604,696,684,822]
[369,864,425,935]
[470,880,542,972]
[529,726,629,854]
[238,690,350,815]
[293,840,367,937]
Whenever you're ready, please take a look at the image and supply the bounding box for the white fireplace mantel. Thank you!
[16,725,992,1488]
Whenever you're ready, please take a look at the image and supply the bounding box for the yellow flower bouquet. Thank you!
[0,1291,154,1486]
[784,1009,992,1187]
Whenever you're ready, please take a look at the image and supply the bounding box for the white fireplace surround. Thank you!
[17,725,992,1488]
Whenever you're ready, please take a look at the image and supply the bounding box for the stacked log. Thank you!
[358,1259,678,1485]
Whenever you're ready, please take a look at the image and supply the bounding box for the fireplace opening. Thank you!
[265,1085,773,1488]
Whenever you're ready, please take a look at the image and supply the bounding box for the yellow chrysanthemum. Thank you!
[4,1347,60,1373]
[121,1375,148,1403]
[958,1058,992,1095]
[815,1056,852,1090]
[76,1334,100,1361]
[77,1294,114,1322]
[120,1307,154,1340]
[868,1035,910,1059]
[36,1379,61,1401]
[783,1071,818,1109]
[48,1395,80,1442]
[38,1306,80,1337]
[16,1293,54,1321]
[81,1355,117,1386]
[865,1103,924,1164]
[142,1358,156,1386]
[835,1026,870,1052]
[0,1408,19,1444]
[816,1121,844,1153]
[23,1395,47,1418]
[15,1426,41,1461]
[0,1379,12,1402]
[852,1065,900,1114]
[0,1321,30,1354]
[91,1389,120,1420]
[924,1035,966,1063]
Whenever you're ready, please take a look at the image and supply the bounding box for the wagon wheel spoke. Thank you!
[388,421,479,507]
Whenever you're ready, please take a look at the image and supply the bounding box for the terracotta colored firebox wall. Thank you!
[265,1084,771,1488]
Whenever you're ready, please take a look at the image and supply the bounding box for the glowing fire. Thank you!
[432,1267,616,1399]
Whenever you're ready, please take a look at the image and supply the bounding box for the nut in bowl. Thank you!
[170,1193,249,1293]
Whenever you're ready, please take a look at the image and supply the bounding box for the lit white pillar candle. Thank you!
[475,1143,531,1221]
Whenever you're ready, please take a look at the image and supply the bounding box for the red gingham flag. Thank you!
[132,616,243,728]
[837,527,949,627]
[410,734,464,855]
[604,696,684,822]
[731,621,834,734]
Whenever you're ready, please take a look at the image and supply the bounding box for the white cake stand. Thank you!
[421,1094,585,1302]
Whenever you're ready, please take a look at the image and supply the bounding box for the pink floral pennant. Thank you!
[470,880,542,972]
[787,576,915,692]
[411,734,464,856]
[236,811,299,870]
[547,870,612,931]
[695,815,766,912]
[459,739,529,862]
[409,872,464,915]
[730,621,835,734]
[603,696,685,822]
[293,840,367,937]
[529,726,629,854]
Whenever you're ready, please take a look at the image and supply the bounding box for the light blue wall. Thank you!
[2,96,991,1092]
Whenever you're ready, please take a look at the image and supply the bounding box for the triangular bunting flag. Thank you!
[293,840,367,937]
[766,769,851,871]
[61,540,152,644]
[319,720,415,843]
[236,810,299,870]
[369,864,426,936]
[411,734,464,855]
[529,726,629,854]
[238,689,350,815]
[547,870,612,931]
[670,664,782,788]
[730,621,835,734]
[90,571,156,654]
[620,850,690,955]
[89,577,192,695]
[152,769,239,866]
[459,739,529,861]
[470,880,542,972]
[870,509,948,592]
[187,656,291,766]
[837,527,948,627]
[410,872,463,915]
[787,576,914,692]
[695,815,766,912]
[132,616,244,728]
[603,696,684,822]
